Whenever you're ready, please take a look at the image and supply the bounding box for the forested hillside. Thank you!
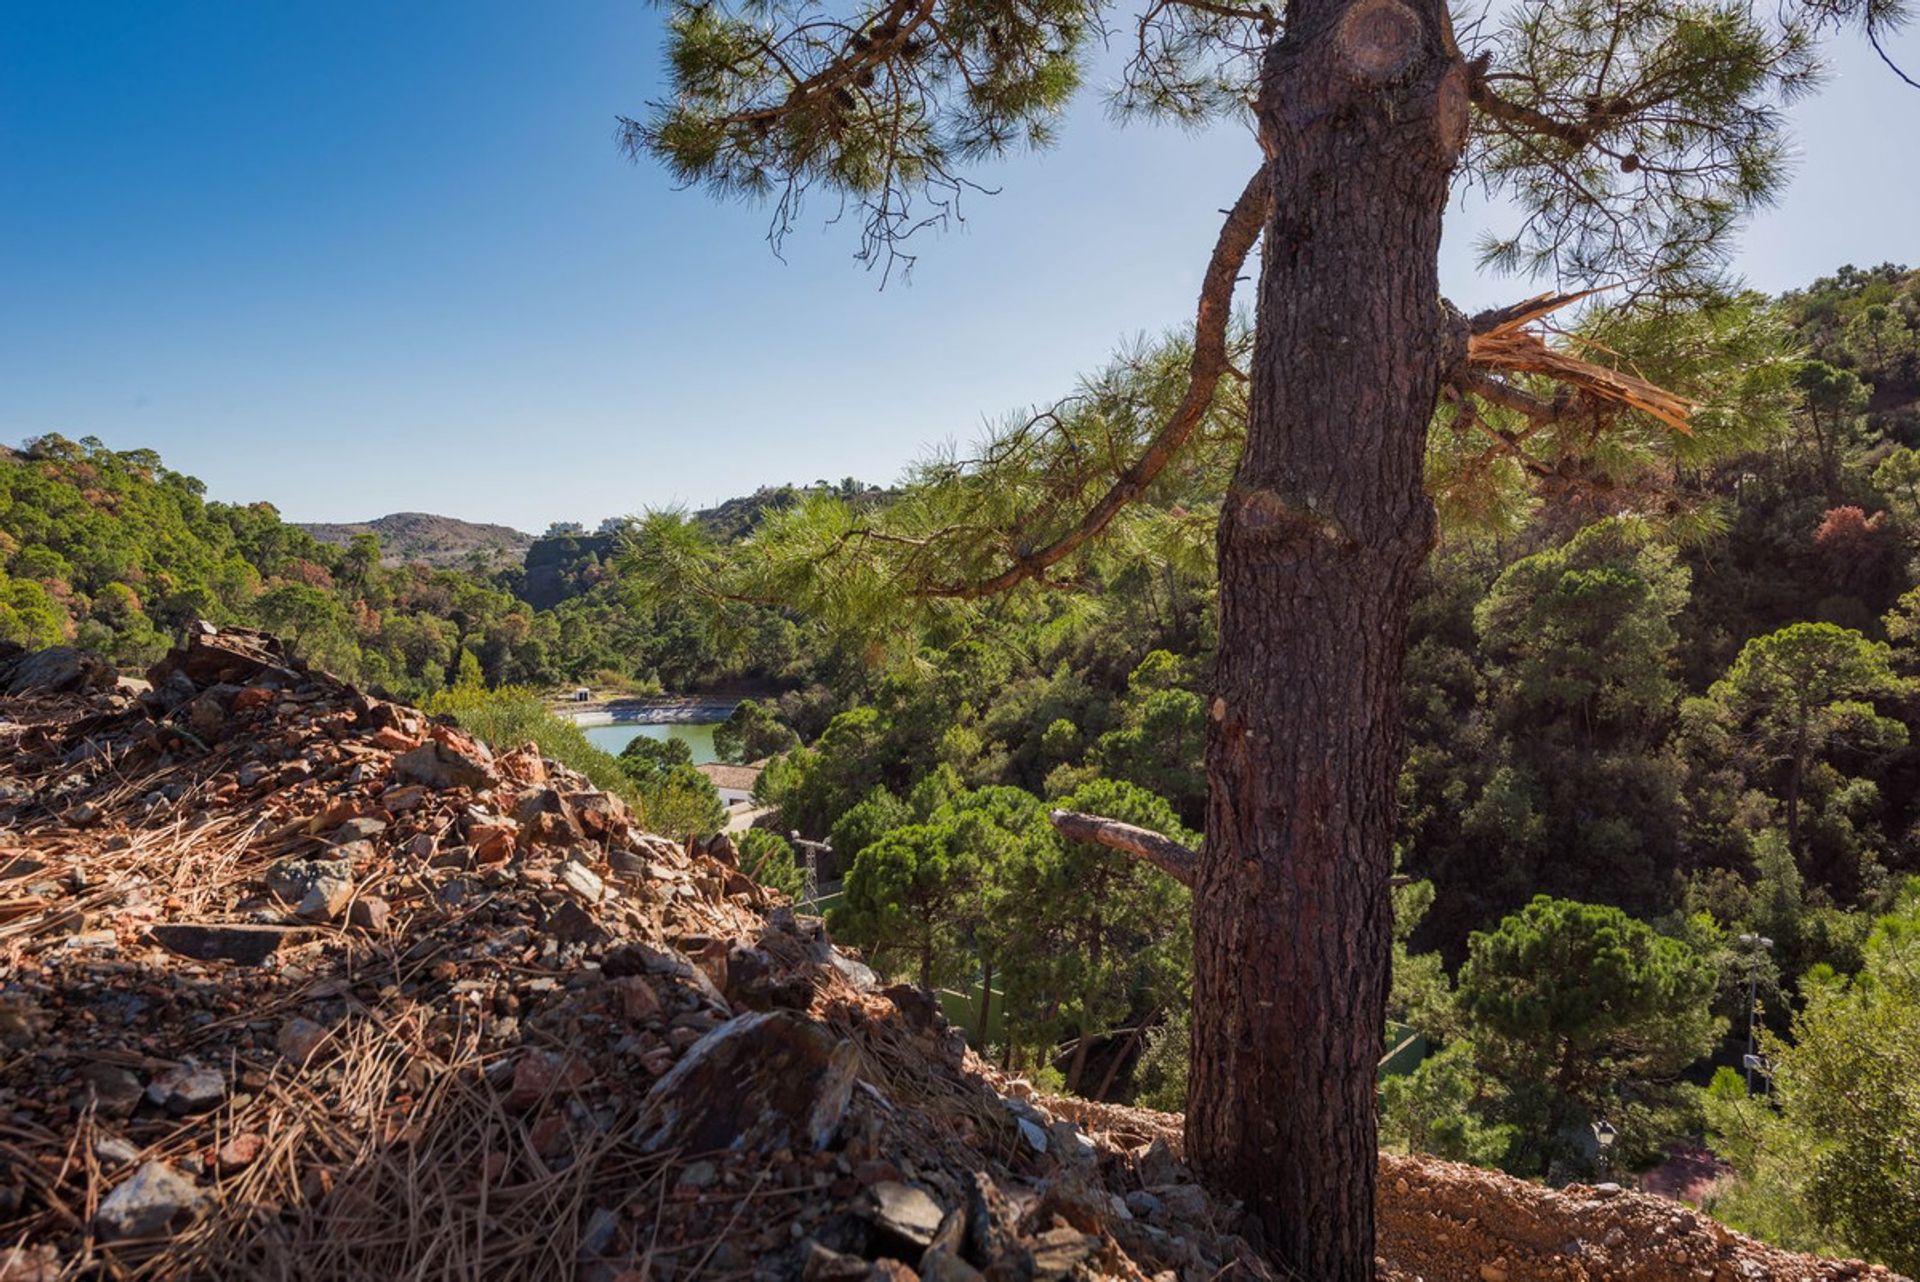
[297,511,533,569]
[4,264,1919,1266]
[649,265,1920,1269]
[0,439,819,698]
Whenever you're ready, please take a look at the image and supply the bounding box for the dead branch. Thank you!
[1048,808,1197,888]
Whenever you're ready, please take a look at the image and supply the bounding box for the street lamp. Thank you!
[1591,1119,1617,1178]
[1737,933,1774,1093]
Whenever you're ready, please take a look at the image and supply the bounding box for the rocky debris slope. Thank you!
[0,627,1902,1282]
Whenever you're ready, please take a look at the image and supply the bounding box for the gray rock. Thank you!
[331,817,388,844]
[92,1134,142,1170]
[148,922,309,966]
[638,1010,853,1153]
[559,860,606,903]
[265,857,352,905]
[144,1062,225,1115]
[1133,1137,1180,1186]
[862,1180,945,1252]
[920,1246,986,1282]
[93,1161,210,1240]
[277,1018,330,1067]
[1147,1183,1209,1221]
[346,896,390,931]
[295,870,354,921]
[77,1064,145,1118]
[394,741,496,791]
[1123,1189,1164,1221]
[1049,1120,1097,1166]
[578,1206,620,1258]
[2,646,114,697]
[1015,1115,1049,1154]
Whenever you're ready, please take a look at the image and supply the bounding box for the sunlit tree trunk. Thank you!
[1189,1,1466,1275]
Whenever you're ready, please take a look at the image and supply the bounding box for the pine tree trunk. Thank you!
[1188,3,1466,1278]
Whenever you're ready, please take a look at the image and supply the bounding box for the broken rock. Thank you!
[393,740,496,792]
[638,1009,854,1154]
[861,1180,945,1255]
[144,1062,225,1115]
[148,922,309,967]
[93,1161,211,1240]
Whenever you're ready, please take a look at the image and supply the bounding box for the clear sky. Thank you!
[1,2,1914,533]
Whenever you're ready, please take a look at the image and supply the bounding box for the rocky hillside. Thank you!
[0,629,1904,1281]
[297,511,533,568]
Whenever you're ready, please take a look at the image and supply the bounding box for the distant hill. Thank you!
[298,512,533,569]
[695,480,893,542]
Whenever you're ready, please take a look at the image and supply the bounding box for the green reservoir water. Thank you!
[583,722,722,764]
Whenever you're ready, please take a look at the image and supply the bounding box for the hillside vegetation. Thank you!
[4,264,1920,1269]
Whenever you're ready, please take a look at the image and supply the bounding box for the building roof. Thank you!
[696,762,762,792]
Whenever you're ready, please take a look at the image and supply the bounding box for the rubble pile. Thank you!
[0,627,1903,1281]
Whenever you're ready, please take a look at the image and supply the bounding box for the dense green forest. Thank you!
[671,264,1920,1269]
[6,264,1920,1267]
[0,440,831,697]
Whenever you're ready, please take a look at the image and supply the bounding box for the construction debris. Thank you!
[0,626,1903,1280]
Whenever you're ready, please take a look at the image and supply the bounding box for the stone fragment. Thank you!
[145,1062,225,1115]
[2,646,115,697]
[265,856,352,904]
[638,1010,853,1154]
[78,1064,145,1118]
[230,684,275,714]
[148,922,308,966]
[504,1049,593,1112]
[1014,1116,1049,1154]
[93,1161,211,1240]
[92,1134,142,1170]
[215,1133,264,1173]
[0,1244,61,1282]
[346,896,390,931]
[543,899,607,945]
[1148,1183,1209,1222]
[1026,1226,1099,1280]
[604,975,662,1022]
[861,1181,945,1254]
[295,870,354,921]
[920,1246,985,1282]
[277,1018,330,1067]
[393,740,496,791]
[558,860,605,903]
[799,1242,871,1281]
[332,817,388,843]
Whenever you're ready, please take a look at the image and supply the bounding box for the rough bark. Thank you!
[1188,1,1465,1277]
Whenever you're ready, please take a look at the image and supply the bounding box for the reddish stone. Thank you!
[496,744,548,787]
[231,685,275,713]
[528,1113,571,1159]
[603,975,662,1022]
[469,819,518,864]
[368,725,419,752]
[504,1050,593,1112]
[215,1133,265,1173]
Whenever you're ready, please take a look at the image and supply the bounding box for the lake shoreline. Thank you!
[564,696,740,727]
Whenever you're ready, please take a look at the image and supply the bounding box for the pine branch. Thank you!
[925,164,1270,598]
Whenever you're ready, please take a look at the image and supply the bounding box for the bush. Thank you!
[423,685,637,802]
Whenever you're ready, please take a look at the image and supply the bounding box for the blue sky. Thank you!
[1,2,1914,532]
